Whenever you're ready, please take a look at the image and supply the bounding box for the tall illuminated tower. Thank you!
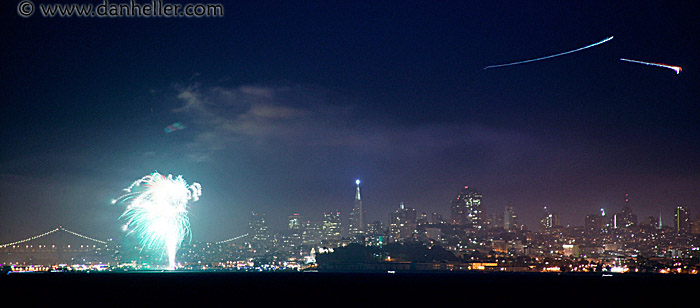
[348,179,364,240]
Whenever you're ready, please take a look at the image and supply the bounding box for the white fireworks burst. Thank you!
[113,172,201,269]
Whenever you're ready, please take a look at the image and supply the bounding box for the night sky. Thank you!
[2,1,699,242]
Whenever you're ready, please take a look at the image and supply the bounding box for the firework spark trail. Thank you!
[484,36,614,70]
[113,172,201,269]
[620,58,682,74]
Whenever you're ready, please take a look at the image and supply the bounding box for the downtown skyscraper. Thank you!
[613,193,637,229]
[389,202,417,242]
[322,211,342,243]
[450,186,483,229]
[540,206,560,231]
[504,203,519,231]
[675,205,691,235]
[249,212,270,251]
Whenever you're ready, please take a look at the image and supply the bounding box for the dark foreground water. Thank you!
[1,271,697,305]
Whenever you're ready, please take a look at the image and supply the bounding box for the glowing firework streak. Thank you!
[484,36,614,70]
[113,172,201,269]
[620,58,682,74]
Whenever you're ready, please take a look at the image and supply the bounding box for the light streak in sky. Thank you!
[620,58,682,74]
[112,172,201,269]
[484,36,614,70]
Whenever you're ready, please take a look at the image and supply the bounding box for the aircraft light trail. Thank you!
[484,36,614,70]
[620,58,682,74]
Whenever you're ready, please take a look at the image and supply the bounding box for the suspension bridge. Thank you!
[0,226,249,266]
[1,226,248,248]
[0,226,106,249]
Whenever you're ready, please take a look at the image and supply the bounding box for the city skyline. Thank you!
[254,181,693,235]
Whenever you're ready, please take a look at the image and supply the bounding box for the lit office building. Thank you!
[540,206,560,231]
[249,212,271,249]
[286,213,304,249]
[585,208,610,234]
[675,205,691,235]
[504,203,520,231]
[615,193,637,228]
[450,186,483,229]
[302,220,322,246]
[365,220,386,246]
[389,202,417,242]
[322,211,342,244]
